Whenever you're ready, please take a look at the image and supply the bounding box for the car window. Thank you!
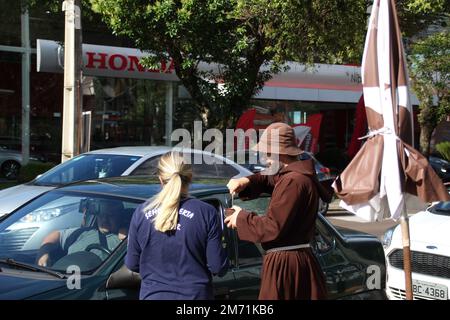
[216,163,239,178]
[193,154,219,178]
[34,154,141,186]
[191,163,218,178]
[232,197,269,266]
[131,153,223,178]
[130,156,159,176]
[232,197,341,266]
[0,192,140,274]
[234,197,271,216]
[228,151,261,165]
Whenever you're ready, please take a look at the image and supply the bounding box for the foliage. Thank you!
[404,0,448,14]
[23,0,100,21]
[396,0,449,40]
[409,31,450,156]
[436,141,450,162]
[23,0,449,133]
[84,0,369,129]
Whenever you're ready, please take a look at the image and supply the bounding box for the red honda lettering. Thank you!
[109,54,128,71]
[85,52,108,69]
[127,56,145,72]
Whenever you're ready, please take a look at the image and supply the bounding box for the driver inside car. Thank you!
[36,199,128,267]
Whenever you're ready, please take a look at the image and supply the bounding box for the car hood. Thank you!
[0,271,65,299]
[0,184,54,215]
[392,210,450,250]
[410,210,450,244]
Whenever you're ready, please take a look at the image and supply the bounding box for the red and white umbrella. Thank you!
[333,0,450,299]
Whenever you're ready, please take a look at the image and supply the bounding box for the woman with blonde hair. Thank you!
[125,151,228,300]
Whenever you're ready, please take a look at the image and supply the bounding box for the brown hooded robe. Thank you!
[237,158,331,300]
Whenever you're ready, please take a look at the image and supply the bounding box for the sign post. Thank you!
[61,0,83,163]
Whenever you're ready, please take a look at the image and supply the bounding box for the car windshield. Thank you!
[430,201,450,216]
[33,154,141,186]
[0,191,142,274]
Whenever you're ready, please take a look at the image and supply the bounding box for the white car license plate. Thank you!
[413,280,448,300]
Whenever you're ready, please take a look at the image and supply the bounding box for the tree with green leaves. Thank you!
[24,0,448,136]
[396,0,450,158]
[409,31,450,157]
[396,0,449,40]
[82,0,369,130]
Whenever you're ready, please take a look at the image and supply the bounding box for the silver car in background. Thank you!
[0,146,252,217]
[0,148,22,181]
[0,148,46,180]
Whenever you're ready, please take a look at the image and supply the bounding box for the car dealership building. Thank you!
[0,4,424,165]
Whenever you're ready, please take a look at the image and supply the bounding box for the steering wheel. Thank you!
[85,243,111,255]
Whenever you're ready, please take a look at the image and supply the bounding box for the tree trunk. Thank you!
[419,123,433,158]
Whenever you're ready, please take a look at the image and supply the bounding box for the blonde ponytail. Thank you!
[144,152,192,232]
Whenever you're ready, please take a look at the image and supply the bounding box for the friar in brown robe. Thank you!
[225,122,332,300]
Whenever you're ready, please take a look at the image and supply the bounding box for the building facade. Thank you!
[1,2,422,168]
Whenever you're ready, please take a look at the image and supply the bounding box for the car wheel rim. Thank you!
[3,162,19,179]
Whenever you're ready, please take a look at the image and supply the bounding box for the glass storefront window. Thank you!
[30,54,63,162]
[29,74,175,161]
[84,77,171,150]
[244,99,357,169]
[0,0,21,46]
[0,51,21,145]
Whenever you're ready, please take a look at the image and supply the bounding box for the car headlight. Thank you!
[382,227,396,249]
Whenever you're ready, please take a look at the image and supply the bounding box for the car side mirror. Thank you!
[106,264,141,290]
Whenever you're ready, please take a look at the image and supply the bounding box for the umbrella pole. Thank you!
[400,210,413,300]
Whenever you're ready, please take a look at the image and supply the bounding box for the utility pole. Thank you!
[61,0,83,163]
[21,7,30,165]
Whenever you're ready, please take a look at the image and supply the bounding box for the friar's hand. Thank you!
[226,177,250,196]
[224,205,242,229]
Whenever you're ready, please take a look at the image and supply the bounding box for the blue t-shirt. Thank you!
[125,197,229,300]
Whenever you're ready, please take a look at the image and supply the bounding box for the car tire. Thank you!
[1,160,21,180]
[318,198,329,216]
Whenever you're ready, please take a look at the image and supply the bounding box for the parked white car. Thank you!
[383,200,450,300]
[0,146,252,218]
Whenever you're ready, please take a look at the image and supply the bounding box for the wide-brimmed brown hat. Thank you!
[252,122,302,156]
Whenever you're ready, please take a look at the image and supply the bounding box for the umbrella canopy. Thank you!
[333,0,450,222]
